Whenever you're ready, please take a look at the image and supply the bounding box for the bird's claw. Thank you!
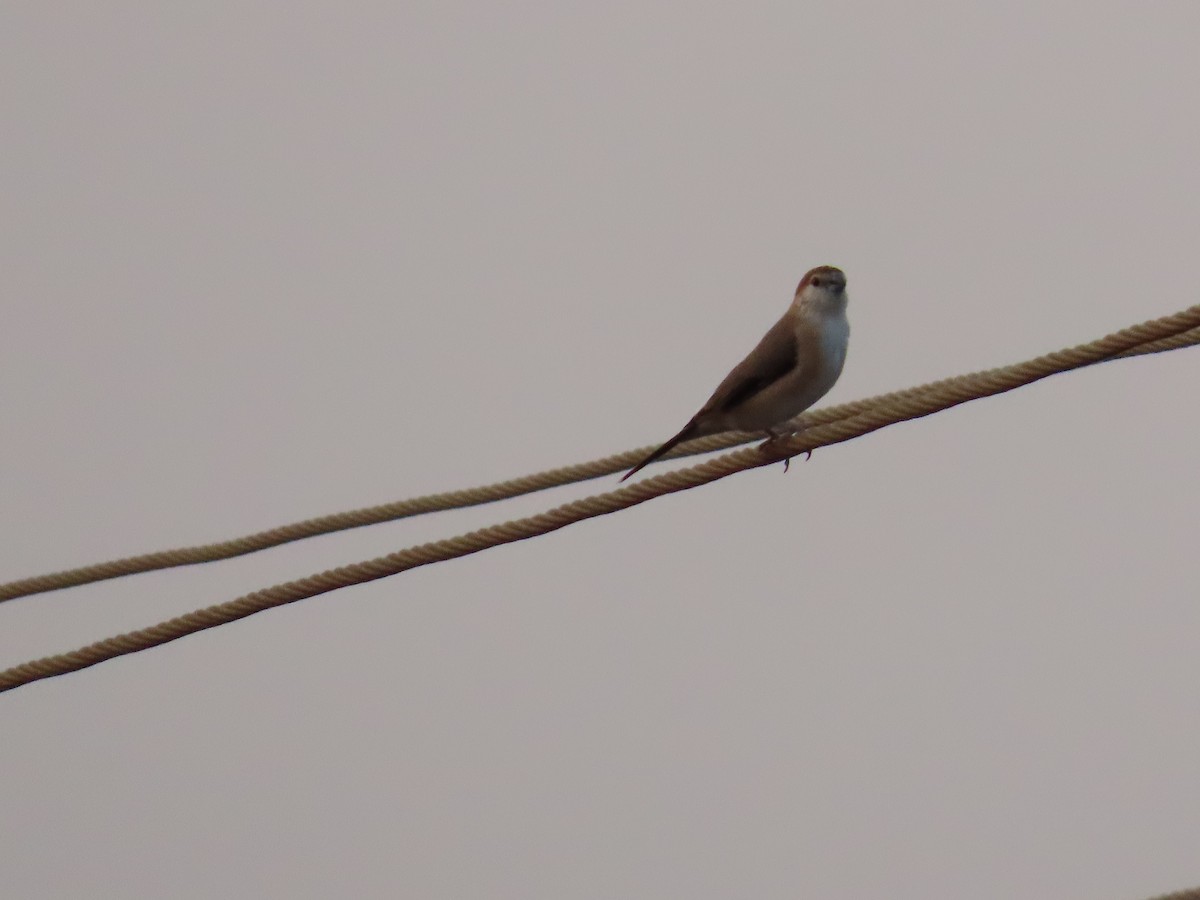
[759,429,812,473]
[781,449,813,474]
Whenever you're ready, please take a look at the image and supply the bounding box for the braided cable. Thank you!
[1142,889,1200,900]
[1,304,1197,693]
[2,323,1197,604]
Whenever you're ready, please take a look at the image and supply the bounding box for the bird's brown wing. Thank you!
[620,311,805,482]
[697,313,800,415]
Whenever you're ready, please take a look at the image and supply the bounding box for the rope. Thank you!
[2,322,1198,605]
[1143,889,1200,900]
[2,304,1197,694]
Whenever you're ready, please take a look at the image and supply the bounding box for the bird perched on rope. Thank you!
[621,265,850,481]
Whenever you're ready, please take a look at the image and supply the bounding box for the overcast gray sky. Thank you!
[3,4,1199,898]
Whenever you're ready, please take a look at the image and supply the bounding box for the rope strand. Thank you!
[2,323,1197,605]
[2,303,1197,694]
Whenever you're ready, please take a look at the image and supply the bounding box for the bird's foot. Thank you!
[758,429,791,474]
[758,427,812,473]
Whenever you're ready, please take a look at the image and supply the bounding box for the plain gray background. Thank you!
[3,4,1198,898]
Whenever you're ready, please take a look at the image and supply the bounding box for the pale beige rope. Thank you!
[3,322,1198,605]
[1,305,1197,694]
[1143,889,1200,900]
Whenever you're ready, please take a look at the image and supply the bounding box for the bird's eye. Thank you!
[812,277,822,287]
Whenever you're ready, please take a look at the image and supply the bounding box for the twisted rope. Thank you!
[2,304,1197,694]
[2,323,1198,605]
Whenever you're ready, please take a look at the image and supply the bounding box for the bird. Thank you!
[620,265,850,481]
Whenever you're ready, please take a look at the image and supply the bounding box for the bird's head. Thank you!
[794,265,847,314]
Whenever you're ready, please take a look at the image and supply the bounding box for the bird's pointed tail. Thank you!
[619,421,700,482]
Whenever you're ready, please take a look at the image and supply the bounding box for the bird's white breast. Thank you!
[818,309,850,382]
